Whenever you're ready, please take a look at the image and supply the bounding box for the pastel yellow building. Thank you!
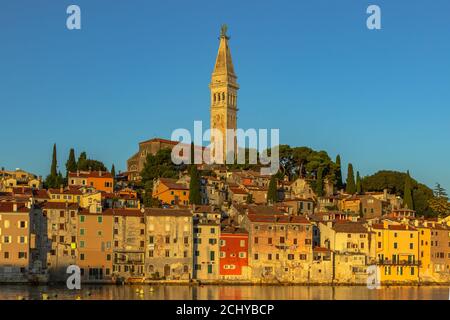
[372,221,419,283]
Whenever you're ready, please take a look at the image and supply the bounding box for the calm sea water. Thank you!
[0,285,449,300]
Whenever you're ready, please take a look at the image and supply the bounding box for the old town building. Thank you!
[145,208,193,280]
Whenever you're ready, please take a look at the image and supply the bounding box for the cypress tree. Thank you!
[77,152,87,170]
[403,170,414,210]
[346,163,356,194]
[335,154,343,190]
[66,148,77,176]
[356,171,362,194]
[50,143,58,177]
[267,175,278,204]
[189,166,201,205]
[316,167,324,197]
[111,164,116,190]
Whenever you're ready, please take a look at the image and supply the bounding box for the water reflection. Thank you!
[0,285,448,300]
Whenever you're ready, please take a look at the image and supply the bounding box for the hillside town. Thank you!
[1,161,449,285]
[1,25,449,286]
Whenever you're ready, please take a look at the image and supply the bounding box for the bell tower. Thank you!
[209,24,239,163]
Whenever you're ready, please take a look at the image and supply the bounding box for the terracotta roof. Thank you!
[48,188,83,195]
[102,208,142,217]
[158,178,188,190]
[0,202,30,213]
[42,202,80,210]
[247,205,285,215]
[68,171,113,179]
[247,214,310,224]
[221,226,248,235]
[332,221,368,233]
[145,208,192,217]
[229,187,248,195]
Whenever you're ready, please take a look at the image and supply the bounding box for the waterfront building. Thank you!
[0,202,45,282]
[42,202,80,281]
[77,208,114,281]
[219,226,249,280]
[145,208,193,280]
[242,214,313,283]
[372,221,419,283]
[193,214,221,281]
[108,208,146,280]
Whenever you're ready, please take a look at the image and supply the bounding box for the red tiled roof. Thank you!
[102,208,142,216]
[68,171,113,179]
[247,214,310,224]
[332,221,368,233]
[42,202,80,210]
[145,208,192,217]
[158,178,188,190]
[229,187,248,195]
[0,202,30,213]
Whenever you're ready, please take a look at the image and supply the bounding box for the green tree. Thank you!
[76,151,106,171]
[267,175,278,204]
[428,183,450,217]
[45,144,61,188]
[356,171,362,194]
[361,170,433,216]
[315,167,324,197]
[189,166,201,205]
[346,163,356,194]
[111,164,116,189]
[403,170,414,210]
[65,148,77,176]
[140,148,183,205]
[335,154,343,190]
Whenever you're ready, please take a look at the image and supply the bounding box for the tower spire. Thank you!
[209,25,239,164]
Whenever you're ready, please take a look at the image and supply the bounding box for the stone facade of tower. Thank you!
[209,26,239,163]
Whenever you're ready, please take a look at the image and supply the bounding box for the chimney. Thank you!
[99,170,102,177]
[383,189,388,200]
[13,203,17,212]
[77,170,80,177]
[60,185,64,193]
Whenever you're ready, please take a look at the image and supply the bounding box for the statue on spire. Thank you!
[220,24,229,39]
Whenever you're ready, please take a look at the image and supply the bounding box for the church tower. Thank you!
[209,24,239,163]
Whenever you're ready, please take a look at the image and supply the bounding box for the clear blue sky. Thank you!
[1,0,449,192]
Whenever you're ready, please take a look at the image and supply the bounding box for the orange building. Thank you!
[77,209,113,281]
[68,170,114,193]
[152,178,189,205]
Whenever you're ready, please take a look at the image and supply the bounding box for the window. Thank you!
[210,228,215,234]
[268,237,272,245]
[80,253,85,260]
[149,236,154,244]
[268,253,272,260]
[378,242,382,249]
[210,251,215,261]
[80,228,85,236]
[240,240,245,247]
[207,264,213,274]
[80,215,85,223]
[18,252,27,259]
[4,252,9,259]
[184,237,189,244]
[280,237,285,244]
[149,250,154,257]
[80,241,85,248]
[165,250,170,257]
[394,242,398,249]
[19,221,26,228]
[209,239,216,245]
[97,216,103,223]
[288,254,294,260]
[220,251,226,258]
[254,237,258,244]
[165,236,170,244]
[254,253,259,260]
[409,243,414,249]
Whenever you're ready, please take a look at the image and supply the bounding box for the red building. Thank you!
[219,226,249,279]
